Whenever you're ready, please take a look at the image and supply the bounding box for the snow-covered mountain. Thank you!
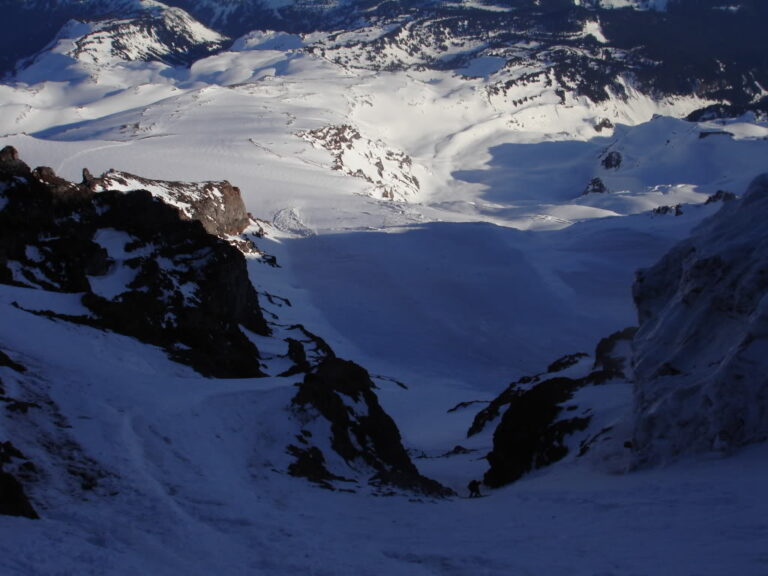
[442,175,768,489]
[1,0,768,572]
[3,0,766,110]
[575,0,670,9]
[13,0,225,81]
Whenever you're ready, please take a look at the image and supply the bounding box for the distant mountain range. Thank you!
[2,0,765,113]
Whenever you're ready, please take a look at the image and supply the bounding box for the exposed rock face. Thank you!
[632,173,768,464]
[474,329,635,487]
[601,150,622,170]
[86,169,251,238]
[291,357,453,496]
[583,176,608,195]
[483,376,591,488]
[298,125,420,201]
[705,189,736,204]
[0,471,38,519]
[0,441,38,519]
[0,147,267,378]
[652,204,683,216]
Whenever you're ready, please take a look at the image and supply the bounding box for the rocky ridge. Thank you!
[0,146,452,517]
[471,176,768,488]
[632,173,768,464]
[0,146,268,378]
[85,169,252,238]
[3,0,766,116]
[299,124,421,201]
[290,357,454,496]
[471,328,636,487]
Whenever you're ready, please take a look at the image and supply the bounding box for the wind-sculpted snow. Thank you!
[632,174,768,463]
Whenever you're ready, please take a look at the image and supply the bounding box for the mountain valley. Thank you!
[1,0,767,574]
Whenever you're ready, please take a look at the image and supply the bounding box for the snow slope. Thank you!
[1,5,767,575]
[2,279,768,576]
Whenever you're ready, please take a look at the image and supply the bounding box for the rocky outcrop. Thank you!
[475,329,635,488]
[601,150,622,170]
[483,376,592,488]
[298,125,420,202]
[583,176,608,195]
[0,147,267,378]
[85,169,251,237]
[705,189,736,204]
[0,442,38,519]
[652,204,683,216]
[632,173,768,464]
[291,357,453,496]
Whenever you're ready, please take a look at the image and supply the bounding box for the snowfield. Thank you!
[1,287,767,575]
[2,4,768,574]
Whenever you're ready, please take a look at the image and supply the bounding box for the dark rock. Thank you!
[547,352,588,374]
[447,399,489,413]
[279,337,311,377]
[705,190,736,204]
[87,170,251,237]
[583,177,608,195]
[483,377,590,488]
[592,327,637,377]
[471,328,636,487]
[594,118,614,132]
[601,150,622,170]
[80,192,268,377]
[0,472,38,519]
[0,350,26,373]
[652,204,683,216]
[0,441,25,464]
[442,445,472,457]
[469,350,592,439]
[292,357,453,496]
[0,146,32,180]
[5,400,41,414]
[686,98,768,122]
[32,166,94,205]
[698,130,733,139]
[653,362,682,377]
[0,441,38,519]
[0,152,269,378]
[287,445,352,490]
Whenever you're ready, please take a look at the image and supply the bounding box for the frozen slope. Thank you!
[1,283,768,576]
[2,25,767,395]
[1,11,768,575]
